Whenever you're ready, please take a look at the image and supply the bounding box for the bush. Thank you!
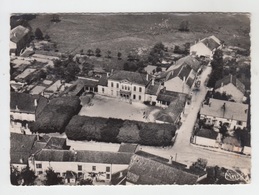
[29,96,81,133]
[65,115,176,146]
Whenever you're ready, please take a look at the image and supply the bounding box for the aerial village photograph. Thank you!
[9,12,252,186]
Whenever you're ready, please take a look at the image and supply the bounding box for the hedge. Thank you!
[65,115,176,146]
[29,96,81,133]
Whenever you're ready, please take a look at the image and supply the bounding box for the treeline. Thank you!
[29,96,81,133]
[65,115,176,146]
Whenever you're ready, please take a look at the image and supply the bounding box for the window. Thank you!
[237,121,242,126]
[78,165,82,171]
[122,85,124,90]
[116,83,119,88]
[106,174,110,180]
[139,95,141,100]
[102,88,104,93]
[36,163,42,169]
[133,94,136,99]
[38,171,43,175]
[111,82,114,88]
[106,167,110,172]
[133,86,136,91]
[139,87,142,92]
[92,166,96,171]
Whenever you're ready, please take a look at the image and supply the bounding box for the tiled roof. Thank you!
[98,75,108,86]
[44,137,67,150]
[157,90,179,103]
[10,133,37,164]
[200,98,248,122]
[109,70,149,86]
[215,74,246,94]
[195,128,218,139]
[10,25,30,43]
[118,143,138,153]
[126,151,205,185]
[167,56,201,72]
[34,149,133,165]
[146,82,160,95]
[156,92,187,123]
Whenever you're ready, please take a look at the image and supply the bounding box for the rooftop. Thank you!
[10,92,38,114]
[215,74,246,94]
[29,85,46,95]
[126,151,206,185]
[118,143,138,153]
[15,68,37,80]
[34,149,133,165]
[10,25,30,43]
[200,98,248,122]
[146,82,160,95]
[167,56,201,72]
[109,70,150,86]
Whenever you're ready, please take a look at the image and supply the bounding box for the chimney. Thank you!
[151,79,154,86]
[15,105,19,111]
[36,132,40,141]
[19,158,24,164]
[119,172,123,178]
[34,99,38,107]
[146,74,149,81]
[14,32,17,37]
[168,156,173,164]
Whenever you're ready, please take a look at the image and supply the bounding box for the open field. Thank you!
[28,13,250,56]
[79,94,161,122]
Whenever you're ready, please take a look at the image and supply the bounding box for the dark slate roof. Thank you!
[201,37,220,51]
[126,151,205,185]
[10,25,30,43]
[157,90,179,103]
[215,74,246,94]
[195,128,218,139]
[111,169,128,185]
[109,70,149,86]
[44,137,67,150]
[118,143,138,153]
[146,82,160,95]
[10,133,37,164]
[98,75,108,86]
[34,149,133,165]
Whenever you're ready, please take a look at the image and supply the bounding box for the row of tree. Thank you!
[65,115,176,146]
[29,96,81,133]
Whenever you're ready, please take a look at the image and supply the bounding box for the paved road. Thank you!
[142,66,251,169]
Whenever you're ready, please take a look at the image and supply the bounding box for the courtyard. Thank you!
[79,94,161,122]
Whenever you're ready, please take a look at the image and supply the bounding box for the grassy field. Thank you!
[28,13,250,56]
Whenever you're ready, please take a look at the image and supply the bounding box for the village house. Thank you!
[192,128,220,148]
[190,35,222,58]
[199,98,249,130]
[10,25,31,56]
[144,80,162,105]
[10,133,68,170]
[28,149,134,184]
[214,74,246,102]
[10,92,48,134]
[97,70,151,102]
[126,151,207,185]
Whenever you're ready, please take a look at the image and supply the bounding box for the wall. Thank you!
[193,136,218,148]
[215,83,244,103]
[10,111,35,121]
[243,146,251,155]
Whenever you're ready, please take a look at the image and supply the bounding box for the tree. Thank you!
[80,49,84,55]
[10,166,20,185]
[117,52,122,60]
[44,34,50,41]
[95,48,101,57]
[35,28,43,40]
[45,168,62,185]
[87,49,93,56]
[106,50,112,58]
[79,178,93,185]
[20,166,36,186]
[179,20,189,32]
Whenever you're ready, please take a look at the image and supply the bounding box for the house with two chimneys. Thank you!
[190,35,222,58]
[214,74,246,103]
[10,92,48,134]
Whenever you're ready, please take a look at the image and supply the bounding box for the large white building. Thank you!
[97,70,151,102]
